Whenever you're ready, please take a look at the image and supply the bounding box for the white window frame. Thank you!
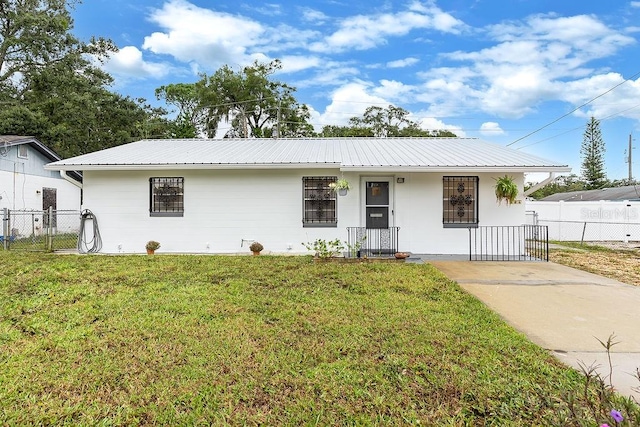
[17,145,28,159]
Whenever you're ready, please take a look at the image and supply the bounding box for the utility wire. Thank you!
[506,69,640,148]
[516,102,640,150]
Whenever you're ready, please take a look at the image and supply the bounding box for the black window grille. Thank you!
[150,177,184,217]
[443,176,478,227]
[302,176,337,227]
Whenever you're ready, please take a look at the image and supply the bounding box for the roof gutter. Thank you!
[60,170,82,189]
[523,172,556,197]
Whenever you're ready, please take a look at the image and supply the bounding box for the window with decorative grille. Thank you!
[443,176,478,227]
[302,176,337,227]
[150,177,184,217]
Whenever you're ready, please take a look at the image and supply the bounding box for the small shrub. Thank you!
[302,238,344,258]
[249,242,264,253]
[145,240,160,251]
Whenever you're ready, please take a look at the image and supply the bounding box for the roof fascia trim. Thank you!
[45,163,343,171]
[339,166,572,173]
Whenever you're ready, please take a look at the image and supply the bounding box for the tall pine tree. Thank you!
[580,117,607,189]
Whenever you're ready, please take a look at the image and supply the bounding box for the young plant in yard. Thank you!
[302,238,344,258]
[346,235,366,258]
[559,334,640,426]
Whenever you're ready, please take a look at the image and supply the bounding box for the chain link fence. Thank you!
[2,209,80,251]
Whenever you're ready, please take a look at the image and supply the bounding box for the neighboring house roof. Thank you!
[45,137,571,173]
[1,135,82,182]
[540,185,640,202]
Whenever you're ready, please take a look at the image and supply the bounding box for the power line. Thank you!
[515,102,640,150]
[506,69,640,148]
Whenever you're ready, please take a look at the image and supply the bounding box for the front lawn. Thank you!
[0,253,636,425]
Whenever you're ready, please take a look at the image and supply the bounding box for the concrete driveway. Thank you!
[429,260,640,400]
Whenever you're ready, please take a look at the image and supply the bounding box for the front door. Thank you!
[363,179,393,229]
[42,187,57,228]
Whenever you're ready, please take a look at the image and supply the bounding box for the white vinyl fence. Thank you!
[525,200,640,242]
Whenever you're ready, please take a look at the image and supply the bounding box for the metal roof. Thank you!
[45,137,571,172]
[1,135,83,182]
[1,135,61,162]
[540,185,640,202]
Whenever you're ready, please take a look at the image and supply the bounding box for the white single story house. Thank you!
[0,135,82,213]
[45,138,569,255]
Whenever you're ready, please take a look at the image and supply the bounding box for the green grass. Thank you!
[7,232,78,251]
[0,253,637,426]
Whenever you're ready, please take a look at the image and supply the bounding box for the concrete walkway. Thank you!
[429,261,640,400]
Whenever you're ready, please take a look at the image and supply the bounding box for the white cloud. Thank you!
[139,0,320,73]
[372,79,416,102]
[310,81,463,136]
[479,122,505,136]
[632,1,640,6]
[142,0,266,69]
[294,64,361,89]
[488,14,634,61]
[309,2,465,53]
[416,115,466,137]
[562,73,640,121]
[104,46,171,78]
[415,13,635,119]
[313,82,388,129]
[387,57,419,68]
[300,7,329,24]
[279,56,322,73]
[261,25,320,53]
[247,3,282,16]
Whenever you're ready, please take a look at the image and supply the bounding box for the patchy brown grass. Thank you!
[549,242,640,286]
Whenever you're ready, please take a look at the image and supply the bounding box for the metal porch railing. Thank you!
[346,227,400,258]
[469,225,549,261]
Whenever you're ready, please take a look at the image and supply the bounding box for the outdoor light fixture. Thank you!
[396,177,405,183]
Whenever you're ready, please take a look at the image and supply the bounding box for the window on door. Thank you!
[443,176,478,227]
[42,187,57,228]
[365,181,389,229]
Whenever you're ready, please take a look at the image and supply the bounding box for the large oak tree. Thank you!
[156,60,314,138]
[0,0,169,157]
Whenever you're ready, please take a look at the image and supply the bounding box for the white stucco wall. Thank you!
[0,169,81,212]
[394,172,525,254]
[81,169,525,254]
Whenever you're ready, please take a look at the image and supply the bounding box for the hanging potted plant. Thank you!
[494,175,519,205]
[329,178,351,196]
[249,241,264,255]
[145,240,160,255]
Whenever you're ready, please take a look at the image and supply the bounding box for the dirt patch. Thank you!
[549,243,640,287]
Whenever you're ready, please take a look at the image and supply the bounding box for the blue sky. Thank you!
[71,0,640,182]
